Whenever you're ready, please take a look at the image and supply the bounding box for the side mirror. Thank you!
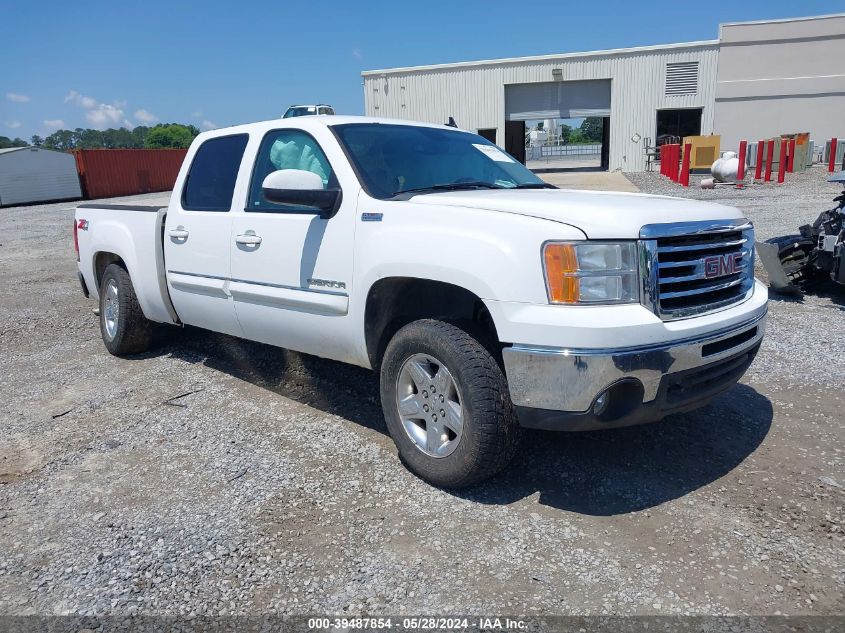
[261,169,341,218]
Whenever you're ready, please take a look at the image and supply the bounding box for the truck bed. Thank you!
[75,203,178,325]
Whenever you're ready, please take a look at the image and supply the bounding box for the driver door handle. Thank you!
[169,228,189,239]
[235,234,262,246]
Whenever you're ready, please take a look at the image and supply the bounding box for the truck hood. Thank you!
[406,188,744,239]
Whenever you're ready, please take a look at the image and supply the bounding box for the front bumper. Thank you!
[502,305,766,431]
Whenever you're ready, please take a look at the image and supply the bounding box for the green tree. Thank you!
[569,129,586,144]
[132,126,150,147]
[43,129,78,151]
[0,136,28,148]
[30,135,44,147]
[558,124,572,143]
[144,123,198,149]
[78,128,104,149]
[580,117,603,142]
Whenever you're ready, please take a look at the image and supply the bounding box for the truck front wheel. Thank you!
[99,263,153,356]
[379,319,521,488]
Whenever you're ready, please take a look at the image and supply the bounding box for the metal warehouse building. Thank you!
[0,146,82,206]
[362,13,845,172]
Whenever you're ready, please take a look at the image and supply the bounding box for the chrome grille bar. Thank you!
[639,219,755,321]
[655,237,747,253]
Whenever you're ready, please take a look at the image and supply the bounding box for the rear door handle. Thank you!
[235,234,262,246]
[169,228,189,240]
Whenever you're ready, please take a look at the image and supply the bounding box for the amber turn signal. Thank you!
[543,243,579,303]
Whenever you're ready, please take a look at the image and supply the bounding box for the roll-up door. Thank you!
[505,80,611,120]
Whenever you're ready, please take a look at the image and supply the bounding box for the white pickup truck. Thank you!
[74,116,768,487]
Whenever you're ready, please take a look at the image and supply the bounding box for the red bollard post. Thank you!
[669,145,675,181]
[754,140,764,180]
[777,139,787,183]
[765,140,774,182]
[666,145,675,180]
[736,141,747,188]
[667,145,675,181]
[787,139,796,172]
[829,138,838,173]
[660,145,667,177]
[672,144,680,182]
[680,143,691,187]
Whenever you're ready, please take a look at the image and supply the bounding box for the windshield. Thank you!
[284,106,316,118]
[332,123,546,199]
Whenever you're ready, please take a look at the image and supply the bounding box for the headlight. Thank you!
[543,241,639,304]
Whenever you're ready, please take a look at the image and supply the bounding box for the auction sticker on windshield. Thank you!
[472,143,515,162]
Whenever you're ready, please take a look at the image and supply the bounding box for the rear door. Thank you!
[228,126,356,362]
[164,133,249,336]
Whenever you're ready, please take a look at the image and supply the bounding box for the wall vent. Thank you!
[665,61,699,96]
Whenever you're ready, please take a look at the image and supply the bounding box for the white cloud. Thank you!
[201,120,217,131]
[352,47,363,60]
[85,104,126,128]
[6,93,30,103]
[4,120,22,129]
[43,119,65,129]
[191,111,203,118]
[64,90,132,129]
[134,109,158,124]
[64,90,97,109]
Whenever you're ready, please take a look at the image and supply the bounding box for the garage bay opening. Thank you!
[504,79,611,172]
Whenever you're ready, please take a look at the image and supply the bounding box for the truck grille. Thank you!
[640,220,755,321]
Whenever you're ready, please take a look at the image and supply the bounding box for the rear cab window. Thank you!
[181,134,249,211]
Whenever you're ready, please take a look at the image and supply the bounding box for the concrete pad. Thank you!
[539,171,640,193]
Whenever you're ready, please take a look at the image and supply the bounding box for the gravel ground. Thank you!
[0,180,843,620]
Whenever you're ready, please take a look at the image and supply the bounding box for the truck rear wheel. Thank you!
[379,319,521,488]
[99,263,153,356]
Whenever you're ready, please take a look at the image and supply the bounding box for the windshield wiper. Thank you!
[512,182,557,189]
[392,181,503,197]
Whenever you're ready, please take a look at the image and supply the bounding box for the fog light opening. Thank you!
[592,379,645,423]
[592,390,610,417]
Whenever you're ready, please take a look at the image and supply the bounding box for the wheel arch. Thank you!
[364,276,500,371]
[93,251,128,290]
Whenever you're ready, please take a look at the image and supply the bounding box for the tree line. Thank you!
[536,117,604,144]
[0,136,28,149]
[2,123,201,152]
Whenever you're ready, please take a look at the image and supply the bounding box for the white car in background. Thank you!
[283,104,335,118]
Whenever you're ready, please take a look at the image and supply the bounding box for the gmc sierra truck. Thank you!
[74,116,768,487]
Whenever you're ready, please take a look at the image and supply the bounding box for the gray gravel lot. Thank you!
[1,174,843,619]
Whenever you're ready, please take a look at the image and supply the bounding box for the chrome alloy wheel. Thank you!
[103,279,119,340]
[395,353,464,458]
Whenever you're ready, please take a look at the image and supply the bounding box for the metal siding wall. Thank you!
[0,149,82,206]
[363,44,718,171]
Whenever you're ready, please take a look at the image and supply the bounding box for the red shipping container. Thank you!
[74,149,188,199]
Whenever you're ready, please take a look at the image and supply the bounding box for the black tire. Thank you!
[767,235,816,285]
[379,319,522,488]
[99,263,154,356]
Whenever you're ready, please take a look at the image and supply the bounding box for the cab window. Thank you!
[181,134,248,211]
[247,129,336,212]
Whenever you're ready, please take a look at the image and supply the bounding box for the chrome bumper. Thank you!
[502,306,766,417]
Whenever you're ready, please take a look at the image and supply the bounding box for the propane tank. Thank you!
[711,151,746,183]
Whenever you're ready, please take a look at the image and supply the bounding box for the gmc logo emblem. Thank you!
[704,253,742,278]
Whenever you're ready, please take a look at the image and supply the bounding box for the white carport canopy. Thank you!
[505,79,611,120]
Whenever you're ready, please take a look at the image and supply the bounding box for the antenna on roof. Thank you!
[446,117,458,128]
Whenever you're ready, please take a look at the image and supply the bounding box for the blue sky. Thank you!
[2,0,843,140]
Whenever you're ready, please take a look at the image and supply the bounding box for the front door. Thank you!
[228,127,356,362]
[163,133,249,337]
